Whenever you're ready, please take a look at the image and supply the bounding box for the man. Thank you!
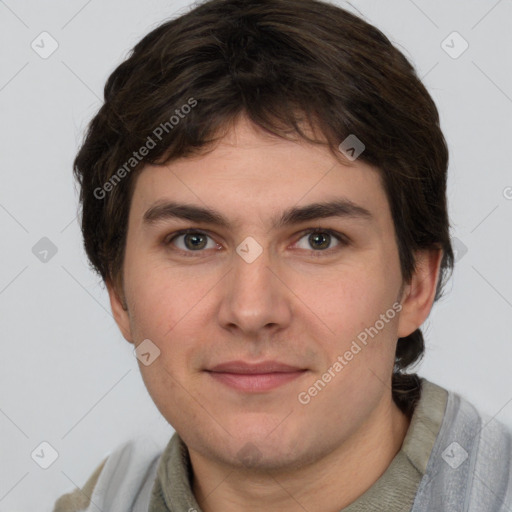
[54,0,512,510]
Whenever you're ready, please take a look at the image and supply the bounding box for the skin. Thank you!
[107,115,442,512]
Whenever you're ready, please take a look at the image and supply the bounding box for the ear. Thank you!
[106,278,135,344]
[397,248,443,338]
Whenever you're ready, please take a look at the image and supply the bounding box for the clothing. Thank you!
[52,377,512,511]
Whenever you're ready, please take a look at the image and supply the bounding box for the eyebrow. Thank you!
[142,198,373,230]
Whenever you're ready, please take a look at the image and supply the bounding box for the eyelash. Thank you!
[164,228,349,258]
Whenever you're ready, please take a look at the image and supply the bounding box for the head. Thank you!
[74,0,453,471]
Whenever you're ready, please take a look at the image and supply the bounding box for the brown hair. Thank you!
[73,0,454,417]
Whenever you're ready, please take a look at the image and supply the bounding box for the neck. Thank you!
[189,396,411,512]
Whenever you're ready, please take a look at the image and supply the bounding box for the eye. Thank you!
[164,227,349,257]
[293,228,348,254]
[166,229,220,254]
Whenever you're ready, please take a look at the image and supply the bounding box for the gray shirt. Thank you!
[53,377,512,511]
[148,378,448,511]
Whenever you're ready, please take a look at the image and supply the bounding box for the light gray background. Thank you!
[1,0,511,510]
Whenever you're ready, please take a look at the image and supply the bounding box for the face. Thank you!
[108,116,437,473]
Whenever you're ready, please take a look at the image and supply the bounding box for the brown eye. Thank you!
[308,232,331,250]
[183,232,208,250]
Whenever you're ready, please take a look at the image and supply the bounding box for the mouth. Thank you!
[205,360,308,392]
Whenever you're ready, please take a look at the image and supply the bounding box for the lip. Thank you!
[205,360,307,392]
[208,360,304,374]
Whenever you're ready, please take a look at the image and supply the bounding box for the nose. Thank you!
[217,240,292,337]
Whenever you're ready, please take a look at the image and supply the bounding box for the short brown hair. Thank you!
[73,0,454,416]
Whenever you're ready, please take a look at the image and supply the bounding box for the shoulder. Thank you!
[52,437,164,512]
[423,377,512,465]
[52,457,107,512]
[412,378,512,511]
[419,377,512,443]
[441,379,512,448]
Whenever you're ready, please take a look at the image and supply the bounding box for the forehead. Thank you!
[128,117,390,230]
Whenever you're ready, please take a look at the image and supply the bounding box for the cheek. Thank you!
[125,259,212,340]
[126,266,218,391]
[297,262,394,332]
[294,260,401,372]
[129,273,206,425]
